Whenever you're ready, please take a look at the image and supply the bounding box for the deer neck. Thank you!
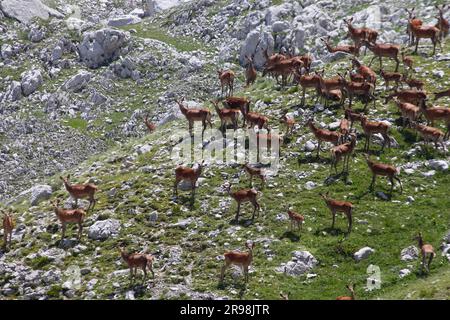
[179,104,188,115]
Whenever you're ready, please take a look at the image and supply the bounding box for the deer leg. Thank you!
[347,210,352,234]
[143,267,147,282]
[369,174,376,191]
[427,254,433,272]
[78,223,82,240]
[244,265,249,282]
[331,211,336,229]
[395,57,399,72]
[414,39,419,54]
[379,56,382,70]
[316,140,321,158]
[389,176,395,195]
[61,223,66,240]
[234,203,241,222]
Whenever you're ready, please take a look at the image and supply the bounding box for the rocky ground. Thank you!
[0,0,449,300]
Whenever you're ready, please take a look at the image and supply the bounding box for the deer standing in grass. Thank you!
[174,161,204,199]
[405,8,422,46]
[344,108,363,129]
[211,100,240,131]
[225,184,260,223]
[385,89,427,107]
[280,114,295,136]
[245,111,269,130]
[222,96,251,125]
[330,134,357,174]
[365,155,402,195]
[245,55,257,87]
[392,97,420,128]
[220,242,255,283]
[320,192,353,234]
[218,69,235,96]
[60,175,98,211]
[380,69,402,90]
[2,211,14,249]
[401,76,424,91]
[411,122,447,153]
[337,72,376,110]
[363,40,400,72]
[176,98,212,136]
[419,103,450,136]
[413,233,435,273]
[51,199,86,241]
[343,17,378,55]
[435,5,449,41]
[336,284,356,300]
[307,119,341,158]
[321,36,360,56]
[351,58,377,88]
[401,51,414,76]
[287,209,304,231]
[119,247,155,282]
[360,115,391,152]
[410,19,441,56]
[144,114,156,133]
[297,71,321,106]
[242,163,266,188]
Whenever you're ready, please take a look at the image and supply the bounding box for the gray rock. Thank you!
[51,45,63,63]
[400,245,419,261]
[0,0,63,24]
[239,29,274,70]
[3,81,22,102]
[29,184,52,206]
[277,250,318,276]
[28,27,45,42]
[88,219,121,240]
[61,71,92,92]
[169,218,192,230]
[143,0,157,17]
[376,191,390,201]
[21,69,43,96]
[304,140,316,152]
[399,268,411,278]
[107,15,141,27]
[354,247,375,261]
[428,160,448,171]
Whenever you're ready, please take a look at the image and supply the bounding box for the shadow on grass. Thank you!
[280,230,301,242]
[314,226,349,237]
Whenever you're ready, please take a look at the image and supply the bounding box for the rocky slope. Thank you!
[0,0,449,300]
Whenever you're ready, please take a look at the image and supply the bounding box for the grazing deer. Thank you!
[344,108,363,129]
[176,98,213,136]
[385,89,427,107]
[380,69,402,90]
[174,161,204,198]
[360,115,391,152]
[320,192,353,234]
[365,155,402,195]
[60,175,98,211]
[419,103,450,129]
[413,233,435,272]
[307,119,341,158]
[144,114,156,133]
[401,76,424,91]
[392,97,420,128]
[2,211,14,249]
[401,51,414,76]
[330,134,357,174]
[225,184,260,223]
[220,242,255,283]
[317,71,344,106]
[297,71,321,106]
[218,69,235,96]
[242,163,266,187]
[411,122,446,153]
[343,17,378,55]
[336,284,355,300]
[405,8,423,46]
[245,111,269,130]
[280,114,295,136]
[321,36,360,56]
[433,88,450,101]
[363,41,400,72]
[211,100,240,131]
[435,5,449,41]
[245,55,257,87]
[410,20,441,56]
[119,247,154,282]
[287,209,304,231]
[337,72,376,110]
[351,58,377,88]
[51,199,86,241]
[223,96,251,124]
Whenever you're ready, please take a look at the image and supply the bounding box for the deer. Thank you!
[433,88,450,101]
[362,40,400,72]
[280,114,295,136]
[320,192,353,234]
[287,209,304,231]
[297,71,321,106]
[336,284,356,300]
[405,8,423,46]
[419,103,450,129]
[2,210,14,249]
[411,122,447,153]
[143,114,156,133]
[413,233,435,273]
[344,108,363,129]
[392,97,420,128]
[380,69,402,90]
[320,36,360,56]
[220,242,254,283]
[351,58,377,88]
[339,118,350,142]
[242,163,266,187]
[401,51,414,76]
[218,69,235,96]
[330,133,357,174]
[225,183,260,223]
[298,53,313,74]
[60,175,98,211]
[176,98,213,136]
[343,17,378,55]
[307,119,341,158]
[401,76,424,91]
[385,89,427,107]
[244,55,257,87]
[222,96,251,124]
[118,247,154,282]
[174,161,204,199]
[364,155,402,195]
[262,58,303,87]
[435,4,449,41]
[337,72,376,110]
[245,111,269,130]
[360,115,391,152]
[51,199,86,241]
[410,19,441,56]
[316,71,344,106]
[211,100,240,131]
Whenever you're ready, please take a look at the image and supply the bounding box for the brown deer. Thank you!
[51,199,86,241]
[174,161,204,198]
[262,58,303,87]
[433,88,450,101]
[380,69,402,90]
[2,210,14,249]
[176,98,213,136]
[410,20,441,56]
[385,89,427,107]
[297,71,321,106]
[242,163,266,187]
[363,40,400,71]
[419,103,450,130]
[351,58,377,88]
[360,115,391,152]
[413,233,435,272]
[60,175,98,211]
[365,155,402,195]
[220,242,255,283]
[336,284,356,300]
[225,184,260,223]
[401,76,424,91]
[411,122,446,153]
[287,209,304,231]
[339,118,350,142]
[211,100,240,131]
[330,133,357,174]
[337,72,376,110]
[316,71,344,106]
[244,55,257,87]
[405,8,423,46]
[307,119,341,158]
[401,51,414,76]
[321,36,360,56]
[280,114,295,136]
[343,17,378,55]
[223,96,251,124]
[245,111,269,130]
[435,4,449,41]
[144,114,156,133]
[392,97,420,128]
[320,192,353,234]
[119,247,154,282]
[218,69,235,96]
[344,108,363,129]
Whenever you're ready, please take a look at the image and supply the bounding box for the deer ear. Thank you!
[59,176,64,180]
[67,174,70,180]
